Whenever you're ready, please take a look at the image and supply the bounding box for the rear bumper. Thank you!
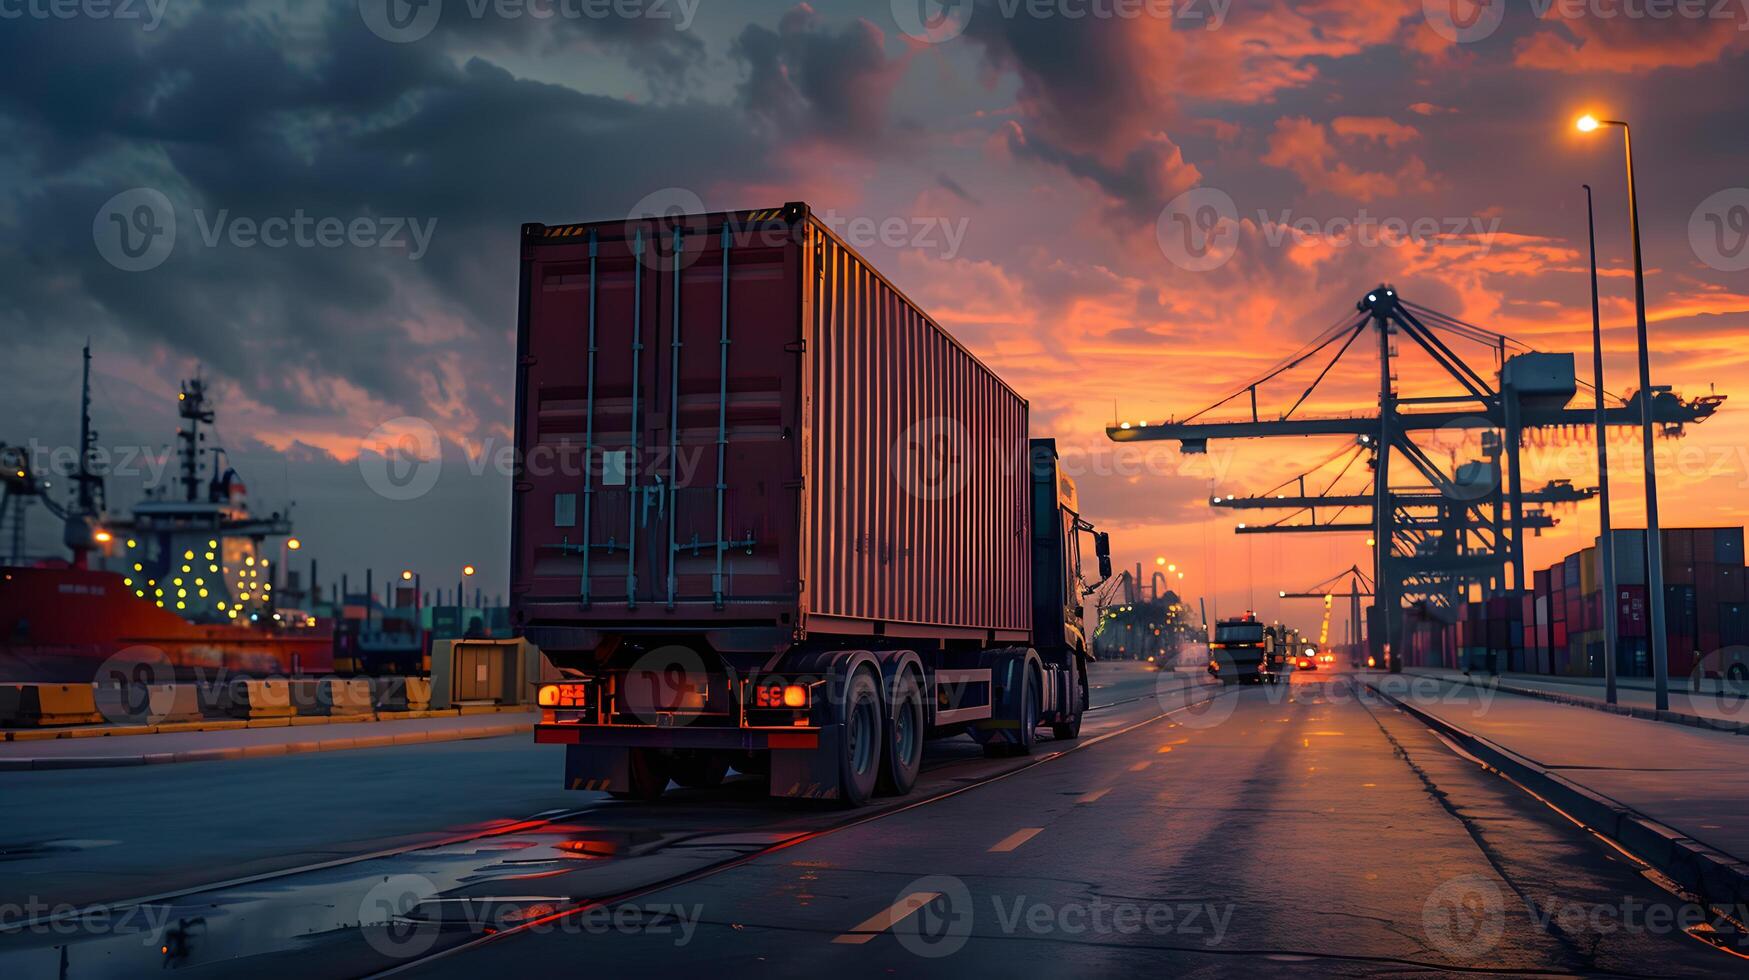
[534,722,820,751]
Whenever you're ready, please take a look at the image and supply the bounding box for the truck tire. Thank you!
[980,664,1039,758]
[670,751,727,789]
[837,668,883,807]
[609,748,670,802]
[877,671,924,796]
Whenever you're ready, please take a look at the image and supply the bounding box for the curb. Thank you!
[0,722,535,772]
[1366,679,1749,913]
[1406,669,1749,736]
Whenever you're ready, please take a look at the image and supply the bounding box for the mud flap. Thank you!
[563,743,633,793]
[770,723,843,801]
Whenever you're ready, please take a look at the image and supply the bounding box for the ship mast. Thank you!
[177,374,214,503]
[63,342,107,566]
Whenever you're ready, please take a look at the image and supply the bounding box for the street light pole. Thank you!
[1579,115,1670,710]
[1584,184,1620,705]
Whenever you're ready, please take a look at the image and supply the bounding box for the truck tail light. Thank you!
[538,683,589,708]
[753,681,811,709]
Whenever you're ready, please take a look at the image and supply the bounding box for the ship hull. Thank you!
[1,566,333,684]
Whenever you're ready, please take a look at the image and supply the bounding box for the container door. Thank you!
[522,216,799,614]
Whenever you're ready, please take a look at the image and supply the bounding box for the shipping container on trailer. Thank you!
[510,203,1111,805]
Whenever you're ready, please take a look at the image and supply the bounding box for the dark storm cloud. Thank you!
[0,0,784,424]
[733,3,901,140]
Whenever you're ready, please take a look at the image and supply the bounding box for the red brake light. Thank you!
[538,683,588,708]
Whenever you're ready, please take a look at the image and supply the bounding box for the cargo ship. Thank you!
[0,348,332,683]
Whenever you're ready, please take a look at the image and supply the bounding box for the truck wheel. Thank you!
[609,749,670,802]
[670,751,727,789]
[877,672,924,796]
[836,668,883,807]
[981,664,1039,758]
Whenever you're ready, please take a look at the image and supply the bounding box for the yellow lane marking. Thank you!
[1157,745,1174,753]
[1077,788,1112,804]
[1130,761,1151,772]
[832,891,941,945]
[990,827,1044,853]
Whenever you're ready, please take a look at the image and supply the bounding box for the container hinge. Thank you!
[785,340,807,353]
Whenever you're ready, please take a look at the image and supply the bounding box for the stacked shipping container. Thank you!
[1405,527,1747,679]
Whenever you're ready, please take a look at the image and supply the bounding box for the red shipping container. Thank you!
[1668,639,1696,679]
[1616,586,1648,638]
[1666,529,1696,566]
[1718,565,1746,603]
[511,204,1031,642]
[1693,527,1724,564]
[1552,621,1568,648]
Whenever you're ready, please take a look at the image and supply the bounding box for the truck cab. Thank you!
[1026,440,1112,735]
[1209,614,1270,685]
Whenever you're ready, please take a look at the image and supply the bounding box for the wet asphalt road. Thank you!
[2,665,1745,977]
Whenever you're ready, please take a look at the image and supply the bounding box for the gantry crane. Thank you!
[1108,287,1724,670]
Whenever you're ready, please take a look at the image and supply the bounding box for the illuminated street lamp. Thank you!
[401,569,413,581]
[458,563,477,609]
[1577,112,1670,711]
[287,537,301,550]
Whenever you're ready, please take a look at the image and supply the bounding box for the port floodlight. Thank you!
[1576,114,1600,132]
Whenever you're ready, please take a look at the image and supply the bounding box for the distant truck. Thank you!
[511,203,1111,806]
[1208,615,1274,685]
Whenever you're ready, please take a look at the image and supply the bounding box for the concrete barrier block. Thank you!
[210,680,294,719]
[94,683,204,725]
[373,676,433,712]
[294,677,373,716]
[0,683,105,727]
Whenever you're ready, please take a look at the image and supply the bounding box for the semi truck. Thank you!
[512,202,1111,806]
[1208,614,1272,685]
